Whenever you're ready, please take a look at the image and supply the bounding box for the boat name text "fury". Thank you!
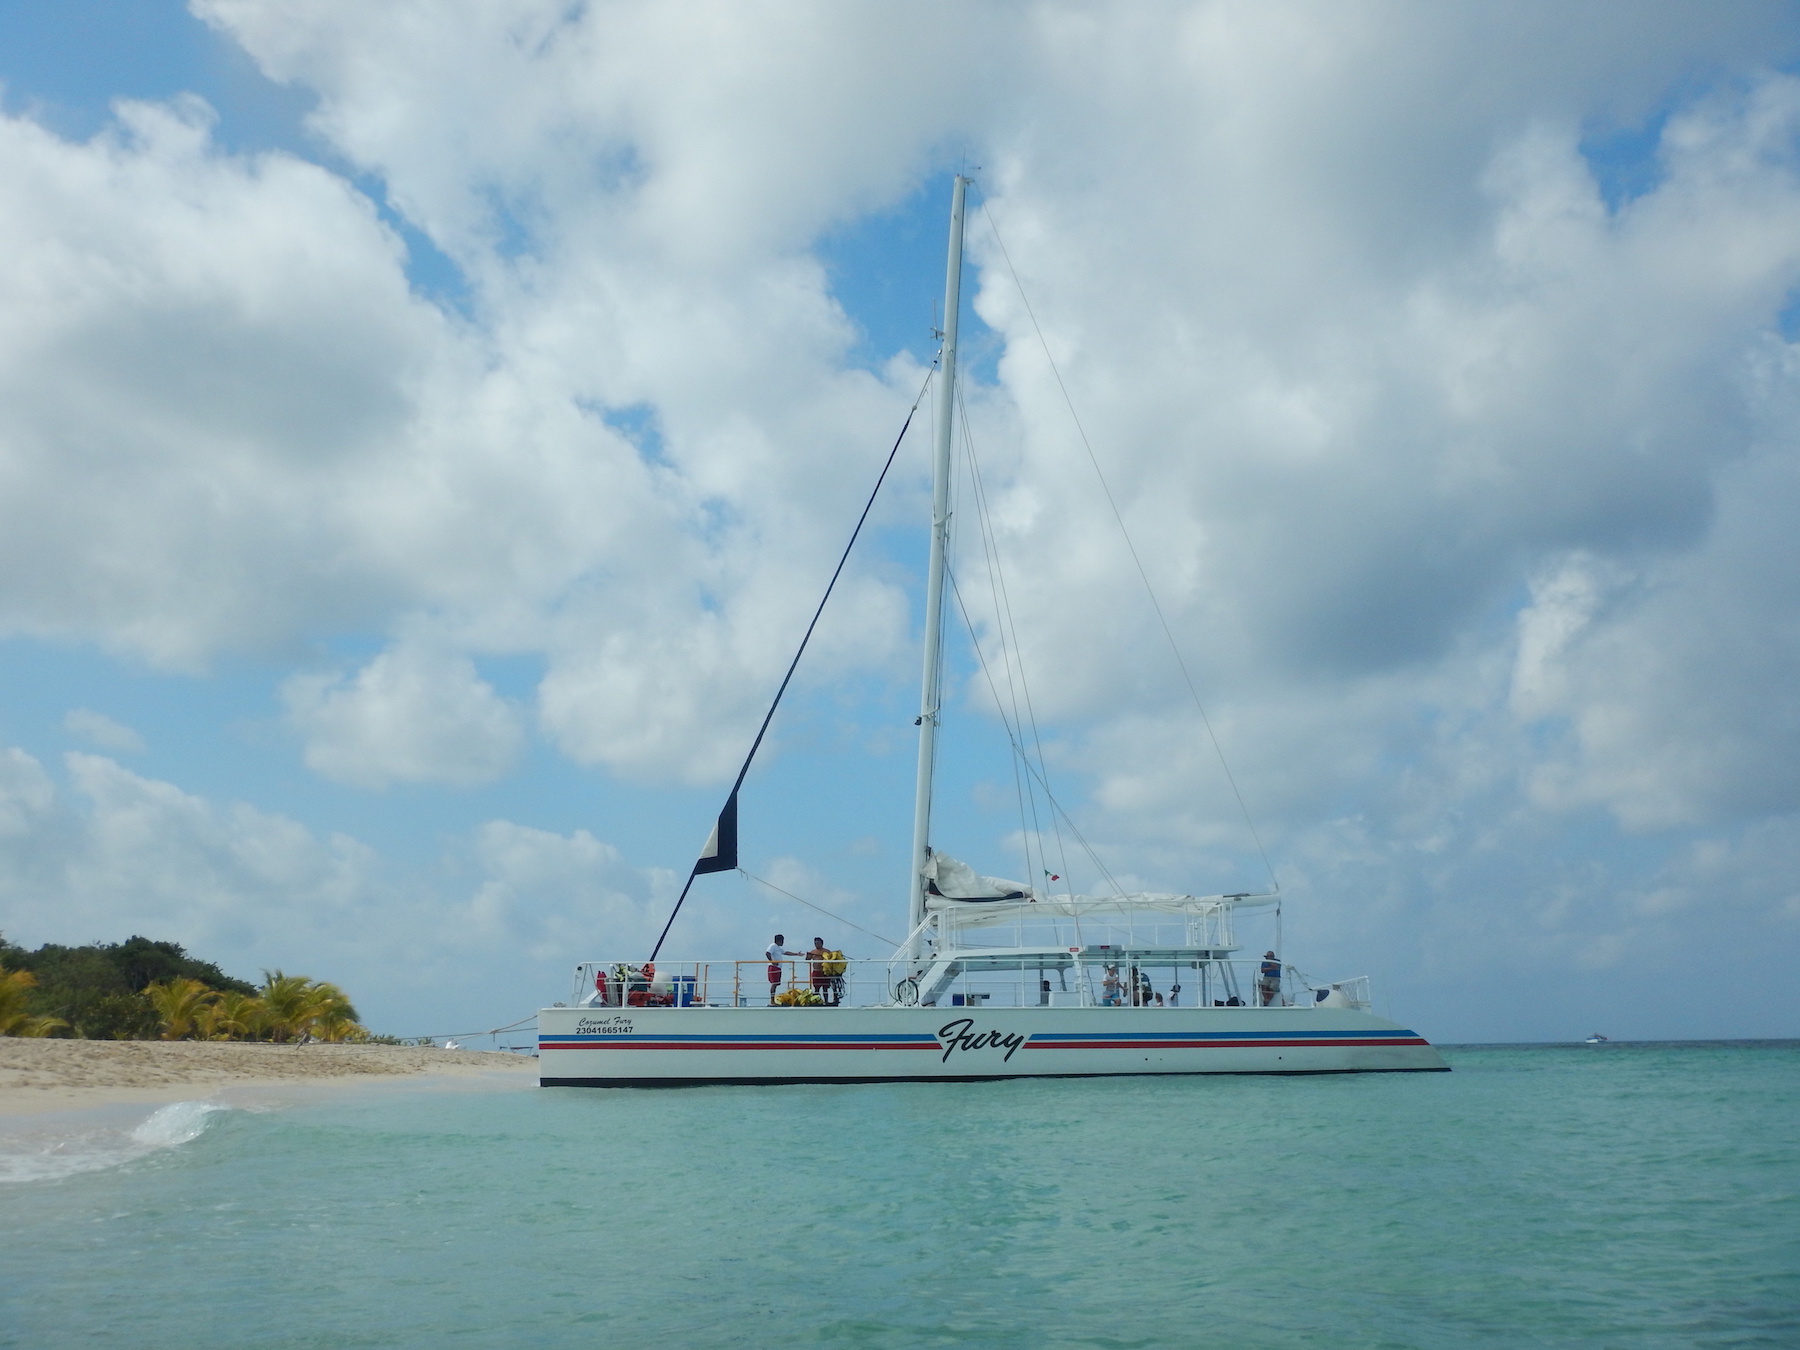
[936,1018,1028,1063]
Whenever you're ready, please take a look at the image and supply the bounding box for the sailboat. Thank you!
[537,176,1448,1085]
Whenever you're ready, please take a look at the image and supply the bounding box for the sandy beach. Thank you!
[0,1038,537,1116]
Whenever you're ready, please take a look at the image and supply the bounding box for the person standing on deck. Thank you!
[805,938,831,1003]
[1258,951,1282,1006]
[767,935,796,1005]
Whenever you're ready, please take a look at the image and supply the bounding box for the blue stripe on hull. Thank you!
[541,1066,1452,1088]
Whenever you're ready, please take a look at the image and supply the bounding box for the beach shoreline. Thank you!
[0,1038,537,1117]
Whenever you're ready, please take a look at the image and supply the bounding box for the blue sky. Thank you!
[0,0,1043,1024]
[2,1,1799,1043]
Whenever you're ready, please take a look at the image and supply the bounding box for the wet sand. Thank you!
[0,1038,537,1116]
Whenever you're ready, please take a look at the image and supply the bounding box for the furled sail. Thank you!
[923,852,1034,902]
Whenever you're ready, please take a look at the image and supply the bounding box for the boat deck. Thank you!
[563,955,1370,1013]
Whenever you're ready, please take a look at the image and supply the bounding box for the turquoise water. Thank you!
[3,1043,1797,1348]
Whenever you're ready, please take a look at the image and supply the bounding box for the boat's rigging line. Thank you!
[943,405,1036,882]
[947,371,1103,904]
[939,383,1030,876]
[975,192,1279,893]
[737,868,901,949]
[946,565,1126,901]
[398,1012,538,1043]
[953,376,1074,901]
[646,371,934,961]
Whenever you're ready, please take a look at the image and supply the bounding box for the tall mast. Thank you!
[907,174,968,952]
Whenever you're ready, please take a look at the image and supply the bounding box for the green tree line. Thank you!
[0,934,368,1043]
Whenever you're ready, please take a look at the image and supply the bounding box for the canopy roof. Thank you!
[926,888,1276,927]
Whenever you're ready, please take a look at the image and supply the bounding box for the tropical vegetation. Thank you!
[0,967,67,1037]
[0,934,367,1042]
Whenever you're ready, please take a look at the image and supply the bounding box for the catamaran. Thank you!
[537,176,1447,1085]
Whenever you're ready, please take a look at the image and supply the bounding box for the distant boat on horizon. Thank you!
[1585,1033,1610,1044]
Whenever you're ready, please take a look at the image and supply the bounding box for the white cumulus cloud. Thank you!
[62,709,146,754]
[283,645,525,789]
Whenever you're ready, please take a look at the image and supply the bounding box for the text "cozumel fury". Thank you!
[936,1018,1028,1063]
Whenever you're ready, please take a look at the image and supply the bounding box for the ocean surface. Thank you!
[3,1042,1797,1348]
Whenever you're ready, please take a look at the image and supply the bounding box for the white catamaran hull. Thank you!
[538,1004,1448,1085]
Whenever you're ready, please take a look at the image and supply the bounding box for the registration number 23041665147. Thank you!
[574,1016,634,1035]
[936,1018,1027,1063]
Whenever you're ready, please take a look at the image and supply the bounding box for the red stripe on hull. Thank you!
[540,1041,934,1052]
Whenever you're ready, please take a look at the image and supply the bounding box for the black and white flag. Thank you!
[693,790,739,876]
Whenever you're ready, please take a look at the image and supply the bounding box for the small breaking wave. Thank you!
[0,1100,230,1185]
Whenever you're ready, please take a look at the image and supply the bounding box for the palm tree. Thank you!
[259,971,316,1043]
[308,983,366,1042]
[144,978,217,1040]
[260,972,364,1043]
[0,966,66,1037]
[199,990,267,1041]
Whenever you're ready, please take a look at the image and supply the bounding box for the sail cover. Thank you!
[924,853,1033,901]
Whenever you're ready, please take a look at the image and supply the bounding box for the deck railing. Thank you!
[564,960,1372,1012]
[932,905,1239,954]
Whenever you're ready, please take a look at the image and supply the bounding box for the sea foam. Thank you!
[0,1099,229,1185]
